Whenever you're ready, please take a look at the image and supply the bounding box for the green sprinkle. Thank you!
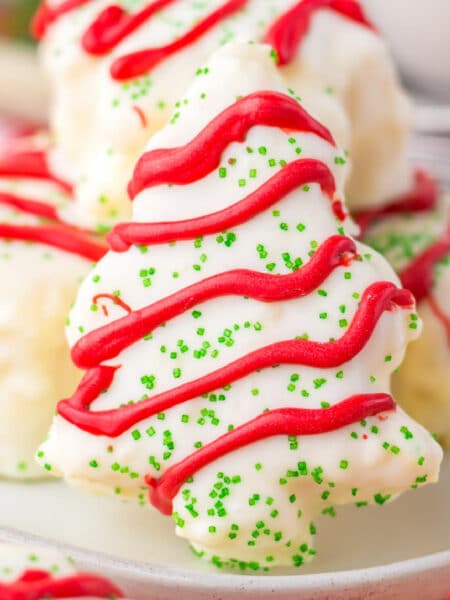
[374,493,391,505]
[400,426,413,440]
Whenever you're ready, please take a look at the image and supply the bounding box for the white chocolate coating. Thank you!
[0,542,122,599]
[364,192,450,447]
[0,543,75,583]
[38,44,442,570]
[40,0,411,229]
[0,159,92,479]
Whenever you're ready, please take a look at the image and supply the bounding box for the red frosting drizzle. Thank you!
[60,280,411,436]
[35,0,374,81]
[148,394,396,514]
[355,170,438,236]
[1,569,123,600]
[265,0,375,66]
[357,169,449,335]
[0,116,41,148]
[0,145,107,261]
[0,150,72,194]
[128,91,335,199]
[110,0,248,80]
[400,234,450,303]
[111,159,339,251]
[83,0,177,55]
[0,223,108,262]
[0,191,59,222]
[132,105,149,128]
[74,235,355,368]
[93,293,133,315]
[32,0,91,39]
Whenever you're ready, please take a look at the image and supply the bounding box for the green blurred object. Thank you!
[0,0,40,43]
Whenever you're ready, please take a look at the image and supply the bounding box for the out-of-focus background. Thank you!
[0,0,449,126]
[0,0,38,43]
[0,0,47,122]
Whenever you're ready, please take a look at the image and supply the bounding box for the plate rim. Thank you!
[1,526,449,593]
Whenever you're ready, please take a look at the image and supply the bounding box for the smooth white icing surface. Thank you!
[365,191,450,447]
[0,163,91,480]
[39,0,411,229]
[0,543,75,583]
[38,45,442,570]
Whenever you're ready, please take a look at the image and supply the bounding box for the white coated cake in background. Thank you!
[0,542,123,597]
[37,44,443,571]
[0,134,106,480]
[364,190,450,447]
[35,0,412,229]
[0,543,75,582]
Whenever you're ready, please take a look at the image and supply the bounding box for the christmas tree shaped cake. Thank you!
[363,187,450,447]
[0,132,106,479]
[38,44,442,570]
[0,543,123,598]
[35,0,414,229]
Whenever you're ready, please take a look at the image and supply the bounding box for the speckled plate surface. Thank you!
[0,137,449,600]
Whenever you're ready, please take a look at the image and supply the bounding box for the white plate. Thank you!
[0,455,449,599]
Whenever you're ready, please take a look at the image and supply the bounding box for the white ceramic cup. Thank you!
[362,0,450,102]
